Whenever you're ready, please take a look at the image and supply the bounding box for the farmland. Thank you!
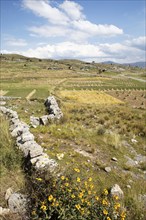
[0,54,146,220]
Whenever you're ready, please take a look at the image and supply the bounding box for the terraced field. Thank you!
[0,55,146,220]
[58,90,124,105]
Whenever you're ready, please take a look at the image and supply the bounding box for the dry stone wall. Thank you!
[0,105,58,217]
[0,106,58,171]
[30,96,63,127]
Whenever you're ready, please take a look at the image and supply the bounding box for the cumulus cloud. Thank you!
[2,40,144,63]
[20,42,106,59]
[22,0,123,41]
[72,20,123,36]
[23,0,69,25]
[59,0,85,20]
[126,36,146,50]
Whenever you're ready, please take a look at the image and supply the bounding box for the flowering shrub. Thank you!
[29,169,126,220]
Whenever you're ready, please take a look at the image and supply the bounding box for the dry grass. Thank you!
[58,90,124,105]
[0,90,8,96]
[0,116,25,207]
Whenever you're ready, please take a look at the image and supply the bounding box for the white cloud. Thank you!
[23,0,69,25]
[72,20,123,36]
[23,0,123,41]
[126,36,146,50]
[59,0,85,20]
[2,39,144,63]
[5,37,27,47]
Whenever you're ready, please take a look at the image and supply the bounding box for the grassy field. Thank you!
[0,54,146,219]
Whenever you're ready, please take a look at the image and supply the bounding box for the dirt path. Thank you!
[0,90,8,96]
[26,89,36,100]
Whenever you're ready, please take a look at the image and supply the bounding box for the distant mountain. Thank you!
[101,61,145,68]
[123,62,146,68]
[101,61,117,65]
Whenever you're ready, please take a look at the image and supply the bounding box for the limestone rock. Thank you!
[11,125,29,137]
[0,106,7,113]
[31,153,58,171]
[30,116,40,128]
[8,193,27,214]
[104,167,112,172]
[110,184,124,198]
[40,115,49,125]
[111,157,118,162]
[19,141,43,158]
[0,101,6,105]
[21,132,34,143]
[44,96,63,119]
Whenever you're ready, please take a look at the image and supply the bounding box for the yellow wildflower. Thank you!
[88,177,92,182]
[65,182,69,187]
[113,195,119,200]
[81,199,85,203]
[53,198,56,202]
[77,177,81,183]
[95,196,99,201]
[90,184,94,190]
[103,189,108,195]
[48,195,53,202]
[75,204,81,210]
[71,194,75,198]
[107,217,111,220]
[74,168,80,173]
[78,192,84,198]
[103,209,108,215]
[102,199,108,205]
[36,178,42,181]
[61,176,65,180]
[80,208,85,215]
[114,203,121,210]
[40,204,47,211]
[121,211,126,218]
[88,190,91,195]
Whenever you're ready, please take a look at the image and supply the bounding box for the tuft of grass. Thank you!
[0,116,25,207]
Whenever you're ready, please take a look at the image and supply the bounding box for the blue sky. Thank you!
[1,0,145,63]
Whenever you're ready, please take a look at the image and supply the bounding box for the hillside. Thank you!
[0,53,146,220]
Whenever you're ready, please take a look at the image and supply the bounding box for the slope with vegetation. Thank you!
[0,54,146,219]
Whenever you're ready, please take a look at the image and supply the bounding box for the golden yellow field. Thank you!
[68,77,111,82]
[58,90,124,105]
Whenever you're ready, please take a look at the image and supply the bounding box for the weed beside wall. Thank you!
[0,115,25,213]
[27,169,126,220]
